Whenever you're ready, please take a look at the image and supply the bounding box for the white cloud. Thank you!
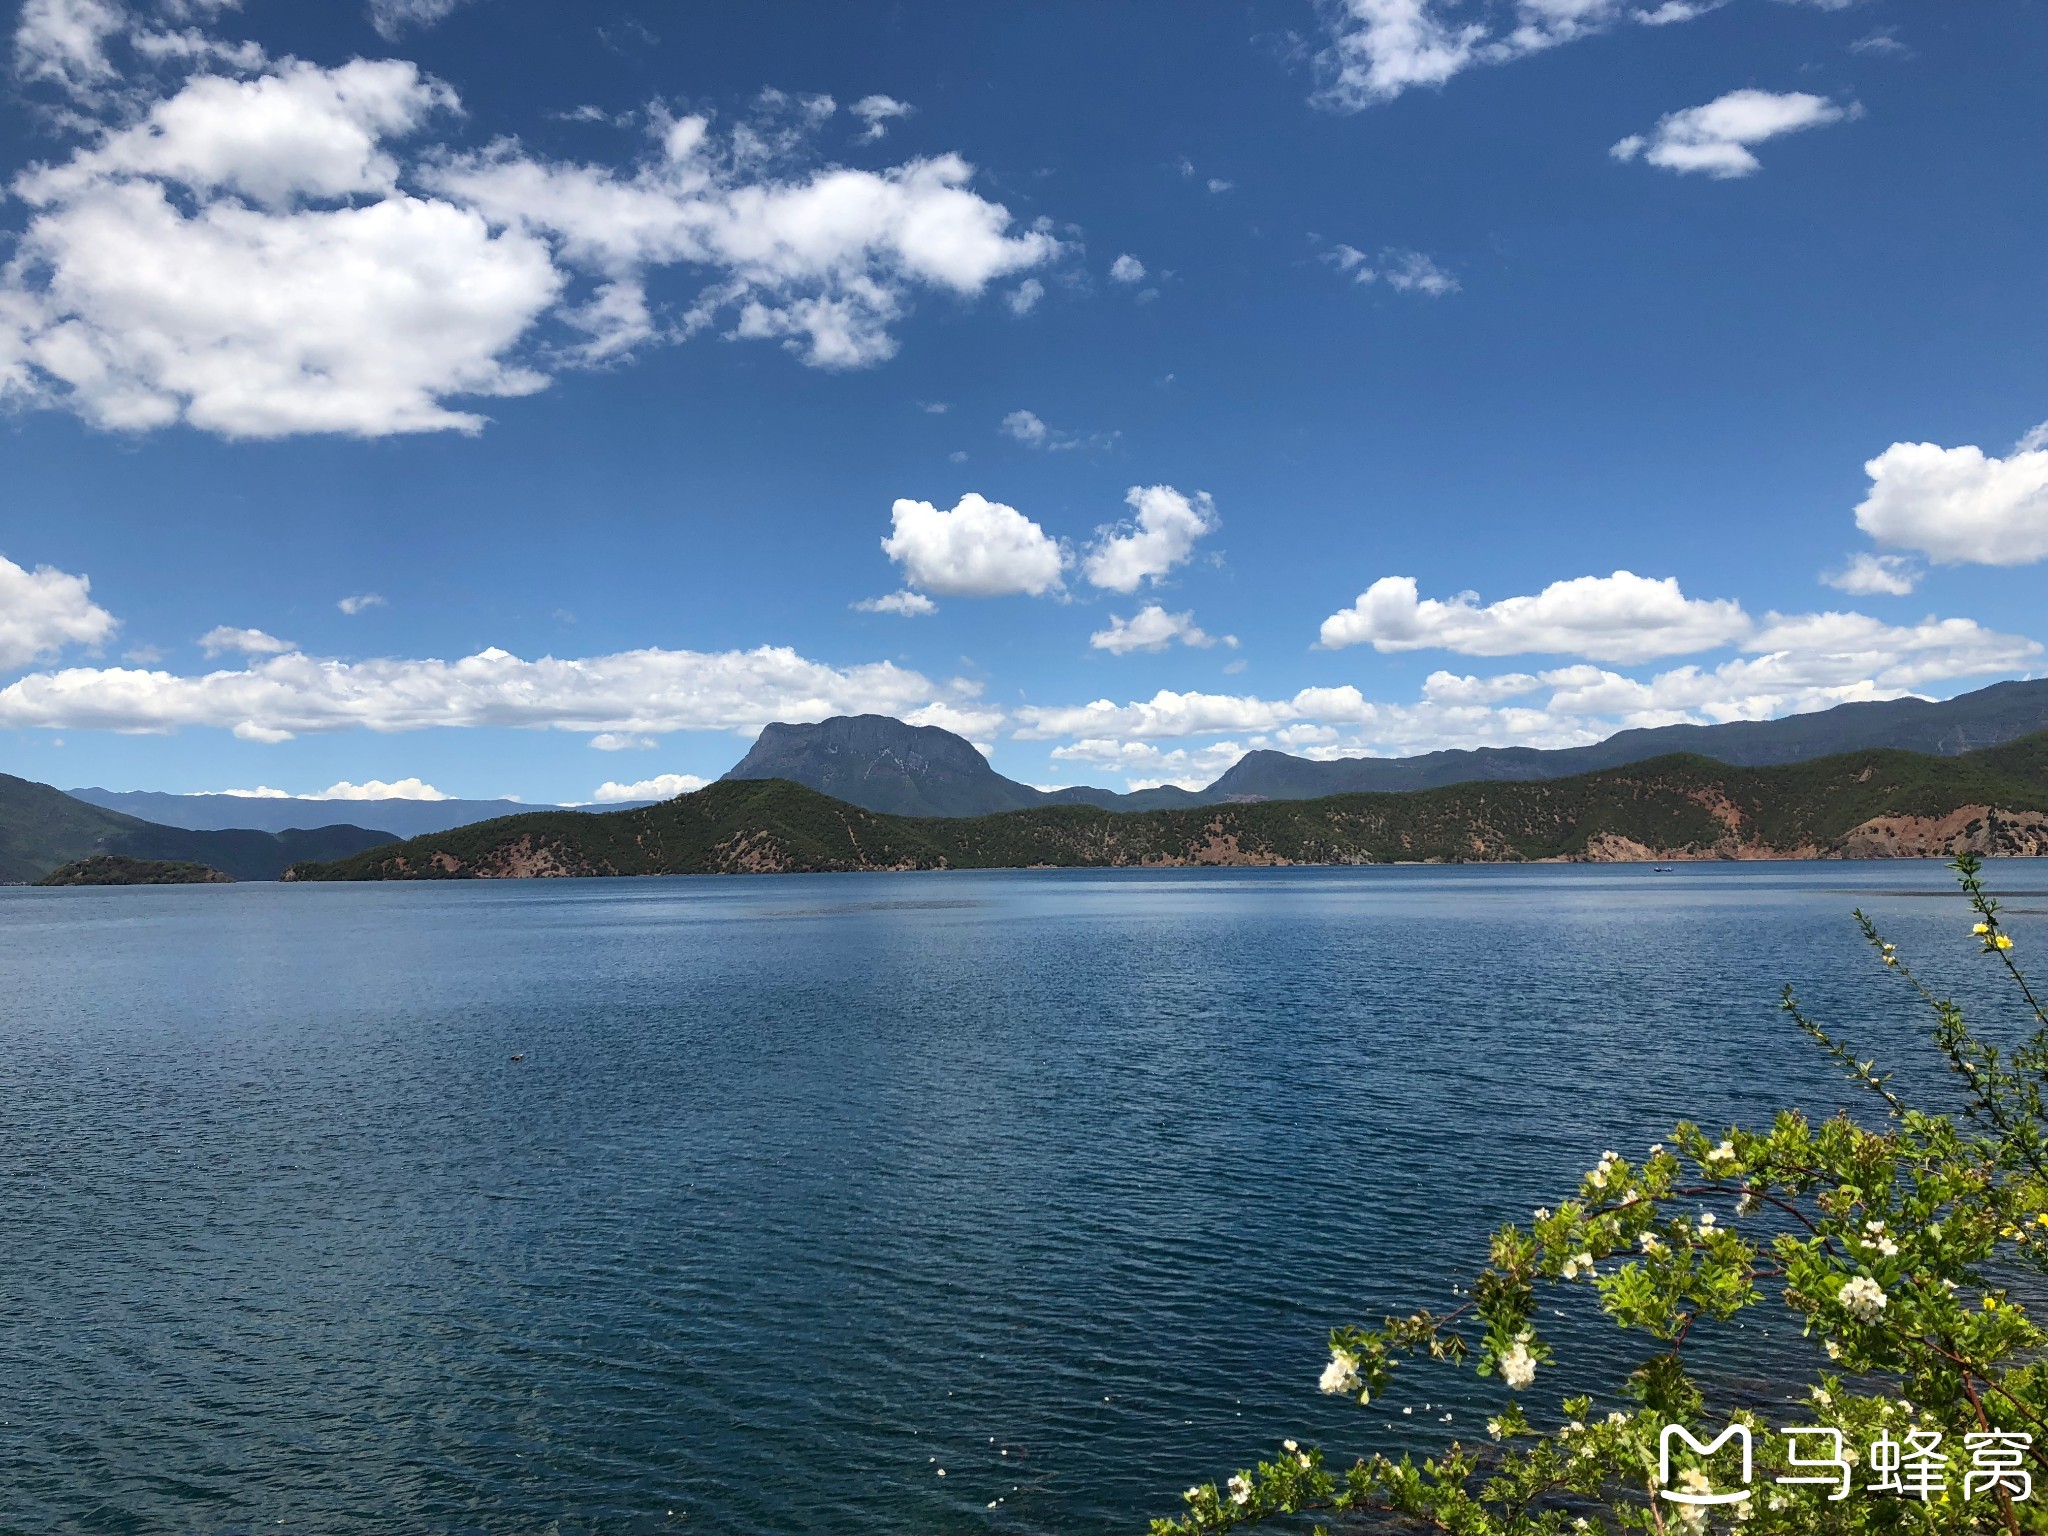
[1205,177,1233,194]
[0,642,958,739]
[24,58,450,207]
[315,776,450,800]
[13,0,123,95]
[0,552,118,671]
[1018,604,2038,786]
[1326,244,1459,295]
[1319,571,1751,663]
[589,731,656,750]
[1001,408,1048,445]
[1610,89,1853,178]
[439,122,1059,372]
[1049,736,1249,791]
[1822,552,1919,596]
[338,592,387,614]
[1314,0,1485,109]
[1849,29,1908,57]
[594,772,707,802]
[1313,0,1730,111]
[1081,484,1219,592]
[1109,253,1145,284]
[1005,278,1045,315]
[880,493,1066,597]
[999,408,1111,453]
[1420,669,1544,703]
[3,45,1060,437]
[850,94,913,143]
[367,0,469,39]
[1089,604,1234,655]
[853,589,938,616]
[1853,437,2048,566]
[903,700,1008,742]
[199,625,296,657]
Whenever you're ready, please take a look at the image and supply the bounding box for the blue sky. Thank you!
[2,0,2045,808]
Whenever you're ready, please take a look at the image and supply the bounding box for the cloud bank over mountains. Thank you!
[4,536,2036,794]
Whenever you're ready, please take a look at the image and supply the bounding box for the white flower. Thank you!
[1227,1473,1252,1507]
[1560,1251,1596,1281]
[1608,1411,1627,1425]
[1639,1232,1663,1254]
[1532,1207,1551,1221]
[1840,1275,1888,1323]
[1283,1439,1297,1453]
[1649,1143,1665,1155]
[1319,1348,1362,1397]
[1183,1486,1201,1503]
[1824,1338,1843,1360]
[1587,1167,1608,1190]
[1500,1340,1537,1390]
[1736,1192,1761,1217]
[1706,1139,1736,1165]
[1487,1418,1503,1439]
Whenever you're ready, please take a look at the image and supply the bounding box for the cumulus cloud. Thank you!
[0,642,957,740]
[1325,243,1459,295]
[588,731,656,750]
[1081,485,1219,592]
[1610,89,1853,178]
[853,589,938,616]
[313,776,450,800]
[198,625,296,657]
[593,772,707,802]
[1005,278,1045,316]
[880,493,1066,597]
[1822,552,1919,596]
[1109,253,1145,284]
[1420,670,1544,703]
[0,552,118,671]
[338,593,387,614]
[1019,604,2038,786]
[1088,604,1234,655]
[1853,435,2048,566]
[1319,571,1751,663]
[2,40,1059,435]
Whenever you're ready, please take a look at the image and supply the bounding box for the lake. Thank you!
[2,863,2041,1534]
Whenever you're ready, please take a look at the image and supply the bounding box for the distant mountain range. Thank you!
[0,774,396,884]
[719,678,2048,818]
[287,731,2048,880]
[721,715,1197,816]
[8,676,2046,883]
[65,788,644,840]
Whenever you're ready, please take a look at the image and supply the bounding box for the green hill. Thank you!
[286,731,2048,881]
[37,856,233,886]
[0,773,399,884]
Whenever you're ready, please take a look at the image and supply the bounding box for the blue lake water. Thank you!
[3,862,2044,1535]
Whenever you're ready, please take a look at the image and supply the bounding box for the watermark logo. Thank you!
[1654,1423,2035,1505]
[1659,1424,1751,1507]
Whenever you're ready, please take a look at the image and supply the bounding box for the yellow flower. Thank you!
[1974,922,1991,935]
[1994,934,2014,951]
